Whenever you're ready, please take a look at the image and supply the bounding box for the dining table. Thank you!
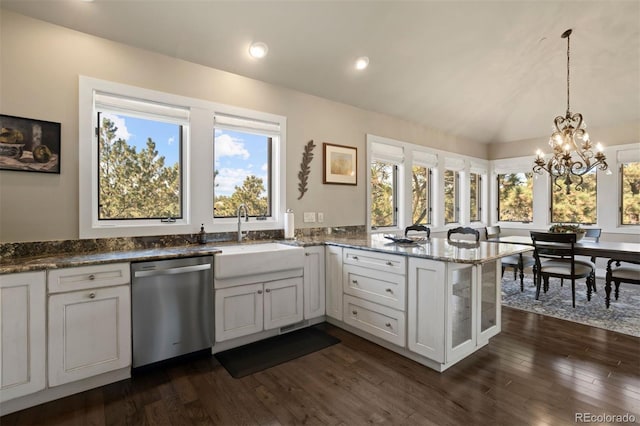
[487,235,640,307]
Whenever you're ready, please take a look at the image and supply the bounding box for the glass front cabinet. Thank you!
[408,258,501,371]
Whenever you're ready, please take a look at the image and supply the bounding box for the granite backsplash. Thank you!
[0,225,366,261]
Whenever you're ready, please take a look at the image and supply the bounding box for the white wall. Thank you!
[0,11,485,243]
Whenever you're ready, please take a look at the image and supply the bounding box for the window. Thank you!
[444,169,459,224]
[213,129,272,218]
[497,173,533,222]
[551,171,597,224]
[411,165,431,225]
[621,161,640,225]
[370,160,397,228]
[80,76,286,238]
[469,172,482,222]
[95,94,187,222]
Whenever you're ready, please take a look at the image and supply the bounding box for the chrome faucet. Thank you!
[237,204,249,242]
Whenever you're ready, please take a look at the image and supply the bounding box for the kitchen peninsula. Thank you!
[0,233,530,414]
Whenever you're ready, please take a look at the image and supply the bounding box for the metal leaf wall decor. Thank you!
[297,140,316,200]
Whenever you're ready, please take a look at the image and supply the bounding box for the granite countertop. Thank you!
[0,234,531,275]
[289,234,532,264]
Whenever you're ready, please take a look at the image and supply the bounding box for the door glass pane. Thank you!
[481,261,497,333]
[451,267,472,347]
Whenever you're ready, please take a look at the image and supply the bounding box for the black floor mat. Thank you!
[215,325,340,378]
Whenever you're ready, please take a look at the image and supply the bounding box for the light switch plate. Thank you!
[317,212,324,223]
[303,212,316,222]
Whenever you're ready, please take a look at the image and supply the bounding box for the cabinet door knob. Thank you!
[386,261,393,266]
[352,279,358,284]
[265,288,271,293]
[385,288,393,293]
[352,310,358,315]
[352,256,359,260]
[257,290,263,294]
[89,292,96,299]
[305,253,310,256]
[385,322,391,327]
[88,274,96,280]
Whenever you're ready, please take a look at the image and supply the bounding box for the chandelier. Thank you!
[533,29,608,194]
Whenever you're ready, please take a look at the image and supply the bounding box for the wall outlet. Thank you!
[317,212,324,223]
[303,212,316,223]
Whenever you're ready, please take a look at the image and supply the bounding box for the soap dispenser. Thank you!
[198,224,207,244]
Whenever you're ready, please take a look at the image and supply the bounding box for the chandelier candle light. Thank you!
[533,29,608,194]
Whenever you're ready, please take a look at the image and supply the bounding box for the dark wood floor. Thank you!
[3,307,639,426]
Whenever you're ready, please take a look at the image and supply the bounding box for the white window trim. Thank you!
[366,134,488,234]
[489,143,640,234]
[79,76,286,238]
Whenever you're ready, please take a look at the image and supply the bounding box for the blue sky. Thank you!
[105,113,268,197]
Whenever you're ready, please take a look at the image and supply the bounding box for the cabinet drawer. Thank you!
[343,248,405,275]
[343,295,405,347]
[343,264,405,310]
[48,263,130,293]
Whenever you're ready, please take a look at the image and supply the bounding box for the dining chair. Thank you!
[447,226,479,242]
[530,231,595,308]
[575,228,601,291]
[604,259,640,308]
[485,225,535,291]
[405,224,430,238]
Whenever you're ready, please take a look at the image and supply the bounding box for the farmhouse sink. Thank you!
[214,242,304,280]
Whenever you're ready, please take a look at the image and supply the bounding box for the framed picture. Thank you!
[323,142,357,185]
[0,114,61,173]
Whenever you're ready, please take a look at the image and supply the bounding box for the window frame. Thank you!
[469,172,482,223]
[549,170,597,225]
[411,164,432,225]
[620,161,640,226]
[444,169,460,224]
[496,172,534,223]
[79,76,286,238]
[370,159,399,230]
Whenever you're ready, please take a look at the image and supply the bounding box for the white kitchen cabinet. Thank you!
[407,259,445,362]
[343,295,406,346]
[264,277,303,330]
[303,246,325,320]
[325,245,343,320]
[215,283,264,341]
[341,248,407,346]
[48,263,131,387]
[407,258,501,368]
[0,271,46,402]
[215,277,303,342]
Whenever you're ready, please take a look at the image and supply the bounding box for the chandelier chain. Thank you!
[566,32,570,115]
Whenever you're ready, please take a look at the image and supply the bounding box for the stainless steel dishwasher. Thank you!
[131,256,214,368]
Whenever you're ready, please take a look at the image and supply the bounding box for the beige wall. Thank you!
[0,11,487,243]
[488,121,640,160]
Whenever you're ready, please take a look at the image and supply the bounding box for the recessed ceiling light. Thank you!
[355,56,369,70]
[249,42,268,59]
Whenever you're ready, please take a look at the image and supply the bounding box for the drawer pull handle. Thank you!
[385,288,393,293]
[89,292,96,299]
[385,322,392,328]
[352,256,359,260]
[386,261,393,266]
[88,274,96,280]
[352,310,358,315]
[257,290,263,294]
[352,279,358,284]
[265,288,271,293]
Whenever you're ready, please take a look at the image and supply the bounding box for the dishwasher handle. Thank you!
[133,263,211,278]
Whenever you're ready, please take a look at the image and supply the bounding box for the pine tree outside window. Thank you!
[95,95,187,222]
[497,173,533,222]
[621,161,640,225]
[550,171,597,224]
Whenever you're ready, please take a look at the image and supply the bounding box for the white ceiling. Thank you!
[2,0,639,144]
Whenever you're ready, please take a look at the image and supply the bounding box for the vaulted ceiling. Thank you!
[2,0,639,144]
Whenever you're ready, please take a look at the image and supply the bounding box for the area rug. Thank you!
[501,275,640,337]
[215,326,340,378]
